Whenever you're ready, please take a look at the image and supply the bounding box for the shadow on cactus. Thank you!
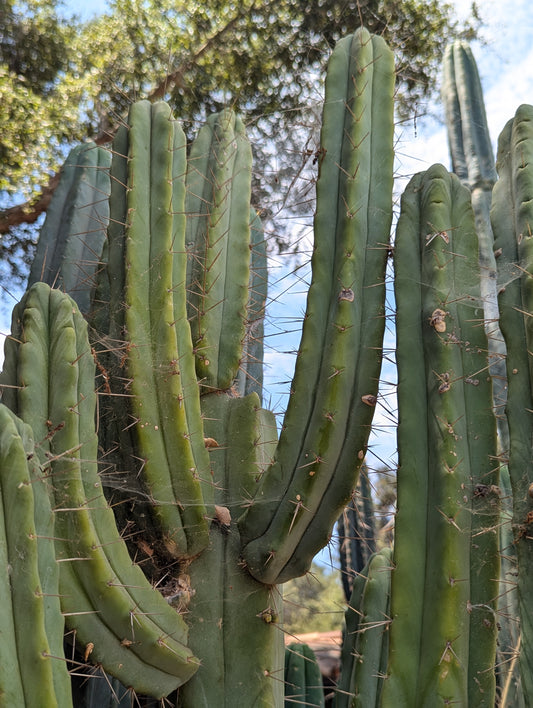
[1,23,533,708]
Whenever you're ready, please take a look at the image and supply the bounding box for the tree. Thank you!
[283,562,346,635]
[0,0,481,287]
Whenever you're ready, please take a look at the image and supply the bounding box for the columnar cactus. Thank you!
[491,103,533,704]
[442,39,521,701]
[336,547,392,708]
[0,26,394,706]
[285,643,325,707]
[383,164,499,706]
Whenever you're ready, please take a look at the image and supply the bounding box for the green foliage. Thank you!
[0,0,480,268]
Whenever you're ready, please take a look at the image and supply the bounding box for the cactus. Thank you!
[383,165,499,706]
[0,26,395,705]
[28,142,111,314]
[285,643,325,708]
[336,547,392,708]
[491,103,533,704]
[337,467,377,603]
[2,23,533,708]
[442,39,521,703]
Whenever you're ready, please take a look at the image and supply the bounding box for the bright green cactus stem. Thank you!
[383,164,499,707]
[491,103,533,703]
[185,108,252,392]
[336,547,392,708]
[284,643,325,708]
[96,99,214,560]
[239,26,395,585]
[0,282,200,697]
[28,142,111,314]
[0,404,68,707]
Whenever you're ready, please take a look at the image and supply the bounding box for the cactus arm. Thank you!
[123,100,211,558]
[58,557,187,698]
[442,42,497,189]
[383,165,498,706]
[28,142,111,313]
[491,104,533,700]
[186,110,252,391]
[235,209,268,399]
[284,643,325,708]
[239,27,394,585]
[2,283,200,695]
[0,405,58,706]
[336,547,392,708]
[0,447,26,706]
[10,411,72,702]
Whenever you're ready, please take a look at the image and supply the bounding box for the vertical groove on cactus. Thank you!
[239,27,395,585]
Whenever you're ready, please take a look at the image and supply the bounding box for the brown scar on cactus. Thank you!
[429,308,448,332]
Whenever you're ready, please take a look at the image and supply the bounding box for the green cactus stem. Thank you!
[28,142,111,314]
[284,643,325,708]
[185,109,252,392]
[491,103,533,703]
[239,26,395,585]
[442,40,520,699]
[235,209,268,399]
[0,404,63,707]
[383,165,499,706]
[336,547,392,708]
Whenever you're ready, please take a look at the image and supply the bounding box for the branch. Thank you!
[0,3,255,236]
[0,172,61,236]
[147,5,250,101]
